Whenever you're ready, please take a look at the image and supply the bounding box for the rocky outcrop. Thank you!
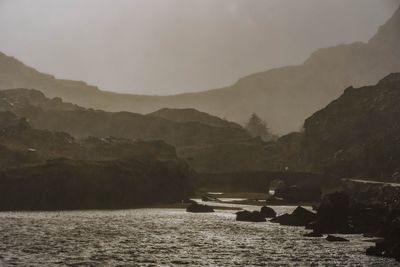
[305,186,400,262]
[260,206,277,218]
[312,192,351,234]
[302,73,400,179]
[236,210,266,222]
[271,206,316,226]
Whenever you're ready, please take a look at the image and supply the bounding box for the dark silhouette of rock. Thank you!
[186,203,214,213]
[326,235,349,242]
[260,206,277,218]
[270,206,316,226]
[313,192,351,234]
[367,216,400,261]
[236,210,266,222]
[303,231,323,237]
[302,72,400,179]
[366,246,385,257]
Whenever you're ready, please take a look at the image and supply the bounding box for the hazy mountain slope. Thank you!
[0,111,179,167]
[0,6,399,134]
[0,89,249,147]
[301,73,400,180]
[148,108,241,128]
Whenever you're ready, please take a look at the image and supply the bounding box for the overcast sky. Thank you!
[0,0,398,95]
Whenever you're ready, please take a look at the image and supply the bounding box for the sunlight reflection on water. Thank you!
[0,206,398,266]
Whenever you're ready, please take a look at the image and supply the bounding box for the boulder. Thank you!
[260,206,277,218]
[292,206,317,224]
[186,202,214,213]
[326,235,349,242]
[236,210,266,222]
[270,206,316,226]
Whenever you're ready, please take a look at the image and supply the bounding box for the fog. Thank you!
[0,0,398,95]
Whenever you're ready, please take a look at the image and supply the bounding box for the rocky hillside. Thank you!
[148,108,240,129]
[0,111,193,210]
[0,89,249,147]
[301,73,400,180]
[179,133,302,173]
[0,6,399,133]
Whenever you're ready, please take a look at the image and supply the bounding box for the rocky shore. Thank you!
[269,180,400,262]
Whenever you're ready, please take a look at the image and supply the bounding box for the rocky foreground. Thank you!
[241,181,400,262]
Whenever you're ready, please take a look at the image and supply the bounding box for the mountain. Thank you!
[0,89,249,147]
[0,6,399,134]
[301,73,400,180]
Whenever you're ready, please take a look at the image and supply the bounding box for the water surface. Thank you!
[0,206,397,266]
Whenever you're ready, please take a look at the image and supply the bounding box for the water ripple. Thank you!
[0,207,398,266]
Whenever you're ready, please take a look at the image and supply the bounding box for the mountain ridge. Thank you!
[0,6,399,133]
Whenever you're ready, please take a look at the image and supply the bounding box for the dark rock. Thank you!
[270,213,291,224]
[303,231,323,237]
[326,235,349,242]
[236,210,266,222]
[292,206,317,224]
[313,192,351,234]
[186,203,214,213]
[366,246,385,257]
[366,216,400,261]
[260,206,277,218]
[270,206,316,226]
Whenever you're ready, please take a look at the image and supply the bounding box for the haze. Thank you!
[0,0,398,95]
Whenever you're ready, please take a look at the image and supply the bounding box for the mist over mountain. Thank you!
[0,89,249,147]
[0,5,399,134]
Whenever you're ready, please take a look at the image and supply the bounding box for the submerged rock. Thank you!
[326,235,349,242]
[260,206,277,218]
[186,203,214,213]
[303,231,323,237]
[236,210,266,222]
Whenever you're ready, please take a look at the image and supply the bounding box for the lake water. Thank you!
[0,205,398,266]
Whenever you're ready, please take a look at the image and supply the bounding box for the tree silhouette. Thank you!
[245,113,273,141]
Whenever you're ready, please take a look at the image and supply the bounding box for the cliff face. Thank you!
[301,73,400,179]
[0,7,399,134]
[0,89,249,147]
